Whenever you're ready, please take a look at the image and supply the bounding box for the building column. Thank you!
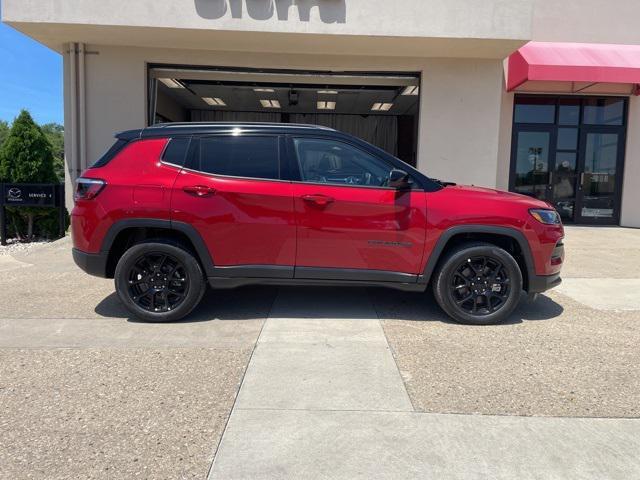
[63,42,87,207]
[621,95,640,227]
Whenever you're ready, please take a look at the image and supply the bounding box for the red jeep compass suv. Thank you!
[72,122,564,325]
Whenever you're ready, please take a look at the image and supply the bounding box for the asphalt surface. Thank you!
[378,290,640,417]
[376,226,640,418]
[1,226,639,478]
[0,238,274,478]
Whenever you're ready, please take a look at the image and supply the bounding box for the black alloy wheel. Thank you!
[433,242,523,325]
[449,256,510,315]
[115,241,206,322]
[128,252,189,313]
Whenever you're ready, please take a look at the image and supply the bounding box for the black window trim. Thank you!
[190,133,284,182]
[286,134,425,192]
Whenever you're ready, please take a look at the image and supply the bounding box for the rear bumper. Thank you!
[72,248,108,278]
[528,272,562,293]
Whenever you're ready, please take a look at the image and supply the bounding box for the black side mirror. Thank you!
[389,169,411,189]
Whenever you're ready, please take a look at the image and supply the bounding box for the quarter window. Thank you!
[198,136,280,180]
[161,137,190,166]
[292,138,393,187]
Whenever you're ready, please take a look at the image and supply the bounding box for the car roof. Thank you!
[113,122,443,192]
[116,122,337,140]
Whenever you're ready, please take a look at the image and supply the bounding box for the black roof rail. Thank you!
[149,121,335,131]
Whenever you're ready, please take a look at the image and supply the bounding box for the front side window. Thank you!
[197,136,280,180]
[292,138,392,187]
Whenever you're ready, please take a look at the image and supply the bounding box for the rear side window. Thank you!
[161,137,190,166]
[91,139,128,168]
[197,136,280,180]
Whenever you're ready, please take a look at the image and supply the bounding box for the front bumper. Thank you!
[72,248,108,278]
[528,272,562,293]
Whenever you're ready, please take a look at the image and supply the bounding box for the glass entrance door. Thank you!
[575,129,625,224]
[510,96,627,225]
[512,127,553,202]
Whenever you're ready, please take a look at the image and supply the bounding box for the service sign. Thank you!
[2,184,56,207]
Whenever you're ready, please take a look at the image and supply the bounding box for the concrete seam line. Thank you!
[365,288,417,413]
[205,288,278,479]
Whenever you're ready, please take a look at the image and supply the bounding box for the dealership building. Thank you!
[3,0,640,227]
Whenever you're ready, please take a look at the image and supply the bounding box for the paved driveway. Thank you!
[1,226,639,479]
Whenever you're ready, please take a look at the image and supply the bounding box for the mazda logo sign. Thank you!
[7,188,22,200]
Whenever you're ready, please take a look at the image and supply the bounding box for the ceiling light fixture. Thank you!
[317,101,336,110]
[260,99,281,108]
[317,90,338,94]
[371,102,393,111]
[401,85,419,95]
[158,78,184,89]
[202,97,226,106]
[254,88,275,92]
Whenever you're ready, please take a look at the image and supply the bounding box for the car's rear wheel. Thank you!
[114,241,206,322]
[432,242,522,325]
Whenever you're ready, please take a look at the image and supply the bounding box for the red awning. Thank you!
[507,42,640,95]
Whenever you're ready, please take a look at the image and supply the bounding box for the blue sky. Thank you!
[0,9,63,125]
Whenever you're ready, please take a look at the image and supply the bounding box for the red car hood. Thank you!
[442,185,553,209]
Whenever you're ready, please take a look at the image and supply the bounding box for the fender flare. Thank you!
[418,225,536,287]
[100,218,215,276]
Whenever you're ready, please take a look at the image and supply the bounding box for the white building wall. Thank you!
[532,0,640,44]
[3,0,533,46]
[77,45,505,190]
[419,59,505,187]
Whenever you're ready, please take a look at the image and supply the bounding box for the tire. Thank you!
[114,240,206,322]
[432,242,523,325]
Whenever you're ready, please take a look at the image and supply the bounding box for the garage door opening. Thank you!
[148,65,421,166]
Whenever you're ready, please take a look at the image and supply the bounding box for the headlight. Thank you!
[529,209,561,225]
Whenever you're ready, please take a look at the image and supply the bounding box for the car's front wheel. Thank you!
[432,242,523,325]
[114,241,206,322]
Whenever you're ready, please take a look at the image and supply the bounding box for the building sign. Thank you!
[0,183,65,246]
[2,183,57,207]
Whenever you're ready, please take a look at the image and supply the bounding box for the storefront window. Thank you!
[511,95,627,225]
[583,98,624,125]
[558,99,580,125]
[557,128,578,150]
[514,97,556,124]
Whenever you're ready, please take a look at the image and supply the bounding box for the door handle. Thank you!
[183,185,216,197]
[301,194,334,206]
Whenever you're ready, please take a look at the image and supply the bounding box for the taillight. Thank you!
[74,178,106,201]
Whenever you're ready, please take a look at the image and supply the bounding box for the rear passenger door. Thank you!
[171,134,296,277]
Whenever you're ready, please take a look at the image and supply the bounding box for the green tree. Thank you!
[0,110,58,240]
[0,120,9,147]
[41,122,65,181]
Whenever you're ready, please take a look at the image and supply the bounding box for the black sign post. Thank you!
[0,182,66,246]
[0,193,6,246]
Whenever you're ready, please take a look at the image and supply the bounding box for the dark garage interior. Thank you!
[149,66,421,166]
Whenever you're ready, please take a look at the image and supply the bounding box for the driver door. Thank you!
[289,136,427,276]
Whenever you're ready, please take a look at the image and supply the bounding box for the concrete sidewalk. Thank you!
[208,287,640,480]
[2,227,640,478]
